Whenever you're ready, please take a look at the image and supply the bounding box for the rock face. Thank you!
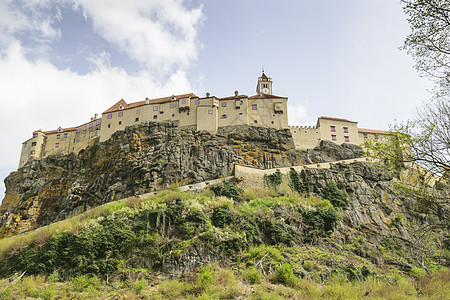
[0,123,304,238]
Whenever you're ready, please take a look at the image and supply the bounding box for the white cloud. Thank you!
[0,0,204,198]
[75,0,203,74]
[288,102,310,126]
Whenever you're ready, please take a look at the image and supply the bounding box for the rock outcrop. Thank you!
[0,123,304,238]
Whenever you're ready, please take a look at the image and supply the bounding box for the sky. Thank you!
[0,0,434,199]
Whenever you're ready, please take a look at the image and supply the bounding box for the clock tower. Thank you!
[256,71,273,95]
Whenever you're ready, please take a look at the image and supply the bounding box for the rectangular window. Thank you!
[331,126,336,132]
[181,99,187,104]
[107,114,113,119]
[153,106,158,111]
[118,111,123,117]
[55,143,59,148]
[252,104,257,110]
[364,133,368,138]
[170,103,175,108]
[135,117,139,122]
[153,115,157,119]
[343,127,348,133]
[96,120,101,125]
[136,109,140,114]
[89,123,93,128]
[195,100,200,105]
[83,126,87,131]
[331,135,336,141]
[374,135,378,139]
[344,136,349,142]
[77,129,80,133]
[33,133,38,138]
[108,124,111,128]
[208,110,213,114]
[64,133,67,138]
[221,102,227,107]
[32,142,37,146]
[118,121,122,125]
[221,114,227,119]
[24,143,27,147]
[57,134,60,139]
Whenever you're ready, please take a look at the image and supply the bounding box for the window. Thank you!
[77,129,80,133]
[118,121,122,125]
[33,133,38,138]
[343,127,348,133]
[24,143,27,147]
[271,121,274,124]
[170,104,175,108]
[32,142,37,146]
[195,100,200,105]
[153,115,157,119]
[254,120,258,123]
[31,150,35,155]
[64,133,67,138]
[364,133,368,138]
[187,112,189,116]
[331,126,336,132]
[181,99,187,104]
[118,111,123,117]
[344,136,349,142]
[89,123,93,128]
[374,135,378,139]
[57,134,60,139]
[208,110,213,114]
[96,120,101,125]
[153,106,158,111]
[107,114,113,119]
[252,104,257,110]
[136,109,140,114]
[160,111,164,114]
[119,104,124,110]
[172,114,175,117]
[331,135,337,141]
[239,112,243,115]
[83,126,86,131]
[221,114,227,119]
[135,117,139,122]
[221,102,227,107]
[108,124,111,128]
[55,143,59,148]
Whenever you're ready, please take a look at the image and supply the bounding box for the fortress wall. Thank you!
[43,130,76,157]
[248,98,287,129]
[19,131,46,168]
[235,157,368,188]
[73,120,101,154]
[289,126,320,150]
[217,97,249,127]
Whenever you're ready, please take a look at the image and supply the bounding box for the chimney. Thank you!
[206,92,210,97]
[234,90,239,96]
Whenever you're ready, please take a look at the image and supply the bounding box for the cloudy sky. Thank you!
[0,0,434,198]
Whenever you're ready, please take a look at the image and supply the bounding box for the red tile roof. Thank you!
[319,116,357,123]
[358,128,391,135]
[43,127,77,135]
[248,94,287,99]
[219,95,249,100]
[102,93,197,114]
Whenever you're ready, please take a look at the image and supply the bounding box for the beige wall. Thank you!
[290,126,320,150]
[247,97,288,129]
[197,105,219,133]
[317,118,359,145]
[217,97,249,127]
[43,130,76,157]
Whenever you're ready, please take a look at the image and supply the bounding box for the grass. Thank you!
[0,268,448,299]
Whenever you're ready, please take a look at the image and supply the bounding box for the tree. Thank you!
[401,0,450,97]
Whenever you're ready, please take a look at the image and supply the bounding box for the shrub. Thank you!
[40,285,56,300]
[264,170,282,191]
[410,266,426,278]
[289,168,308,194]
[197,265,213,288]
[275,263,297,286]
[210,181,243,201]
[318,182,348,209]
[243,268,262,285]
[211,207,233,228]
[134,279,147,294]
[301,206,339,242]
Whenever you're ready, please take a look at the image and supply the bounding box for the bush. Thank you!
[410,266,426,278]
[40,285,56,300]
[289,168,308,194]
[264,170,282,191]
[275,263,297,286]
[210,181,243,201]
[301,206,339,242]
[243,268,262,285]
[134,279,147,294]
[318,182,348,209]
[211,207,233,228]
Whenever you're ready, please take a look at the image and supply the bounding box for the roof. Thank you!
[248,94,287,99]
[318,116,358,123]
[260,72,269,81]
[103,93,197,114]
[219,95,248,100]
[43,127,77,135]
[358,128,391,135]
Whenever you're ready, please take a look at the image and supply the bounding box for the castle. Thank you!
[19,73,389,168]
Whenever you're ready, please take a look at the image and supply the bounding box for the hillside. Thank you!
[0,122,448,298]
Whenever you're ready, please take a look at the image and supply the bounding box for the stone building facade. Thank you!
[18,72,389,168]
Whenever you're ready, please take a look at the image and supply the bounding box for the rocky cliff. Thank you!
[0,123,310,238]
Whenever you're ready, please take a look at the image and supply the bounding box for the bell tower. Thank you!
[256,70,273,95]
